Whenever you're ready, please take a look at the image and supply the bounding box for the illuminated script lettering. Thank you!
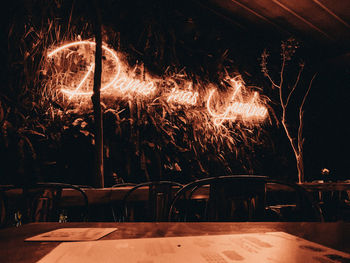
[206,78,268,126]
[47,40,155,98]
[45,41,269,126]
[167,86,199,105]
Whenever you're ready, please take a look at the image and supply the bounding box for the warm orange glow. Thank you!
[45,40,268,127]
[206,78,268,126]
[113,77,156,96]
[64,63,95,99]
[47,40,155,98]
[167,84,199,105]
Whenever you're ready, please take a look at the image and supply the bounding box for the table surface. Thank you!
[0,222,349,263]
[60,182,350,206]
[299,182,350,191]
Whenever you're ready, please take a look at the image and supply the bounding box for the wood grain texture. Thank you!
[0,222,349,263]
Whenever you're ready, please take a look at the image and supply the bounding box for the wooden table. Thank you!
[5,182,350,207]
[0,222,349,262]
[61,184,265,206]
[299,182,350,192]
[15,182,349,207]
[61,186,185,206]
[61,187,149,206]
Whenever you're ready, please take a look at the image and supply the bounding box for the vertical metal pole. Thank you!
[91,0,104,187]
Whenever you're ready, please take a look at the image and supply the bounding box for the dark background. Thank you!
[0,0,349,184]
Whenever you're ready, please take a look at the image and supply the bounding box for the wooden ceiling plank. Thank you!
[311,0,350,29]
[230,0,286,32]
[193,0,248,30]
[271,0,333,40]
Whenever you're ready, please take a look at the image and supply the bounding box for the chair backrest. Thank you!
[22,182,89,223]
[109,183,137,222]
[111,183,137,188]
[122,181,183,222]
[265,180,323,222]
[0,189,6,227]
[169,175,267,222]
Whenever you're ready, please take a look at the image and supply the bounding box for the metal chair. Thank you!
[110,183,137,222]
[122,181,183,222]
[168,175,267,222]
[265,180,324,222]
[168,176,323,222]
[21,182,89,223]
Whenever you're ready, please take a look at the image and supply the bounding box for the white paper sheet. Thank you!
[26,228,117,241]
[37,231,350,263]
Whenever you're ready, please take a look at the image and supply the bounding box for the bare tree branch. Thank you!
[266,74,280,89]
[297,73,316,157]
[262,40,316,183]
[286,64,304,107]
[300,73,316,112]
[279,55,286,109]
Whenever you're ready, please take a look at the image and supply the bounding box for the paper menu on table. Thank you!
[37,231,350,263]
[25,228,117,241]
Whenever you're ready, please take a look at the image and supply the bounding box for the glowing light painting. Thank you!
[45,40,268,126]
[47,40,155,98]
[207,77,268,126]
[167,83,199,106]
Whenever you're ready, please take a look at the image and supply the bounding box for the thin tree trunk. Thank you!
[91,0,104,187]
[262,44,315,183]
[296,154,304,183]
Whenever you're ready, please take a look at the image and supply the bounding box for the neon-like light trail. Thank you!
[206,81,268,126]
[167,87,199,105]
[48,40,155,97]
[45,40,269,126]
[64,63,95,99]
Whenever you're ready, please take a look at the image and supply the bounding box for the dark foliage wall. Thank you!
[0,0,348,185]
